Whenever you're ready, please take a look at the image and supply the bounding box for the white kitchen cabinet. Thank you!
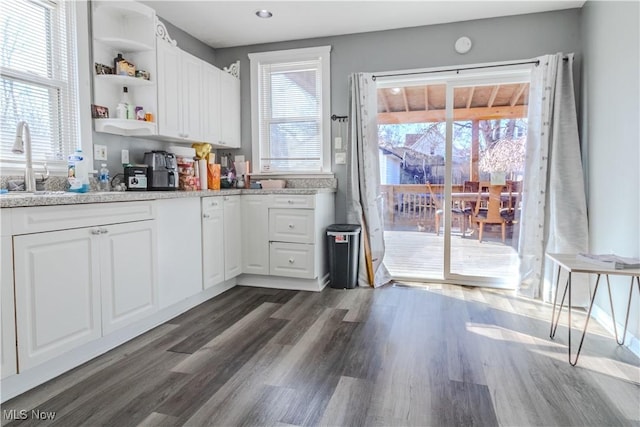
[202,197,225,289]
[156,198,203,308]
[202,62,222,146]
[219,69,241,148]
[223,195,242,279]
[1,232,17,379]
[13,228,102,372]
[100,220,158,335]
[157,44,203,141]
[241,195,270,275]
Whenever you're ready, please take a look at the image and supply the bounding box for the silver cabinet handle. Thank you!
[288,258,295,264]
[100,228,108,234]
[287,200,294,204]
[288,224,294,229]
[203,213,211,219]
[91,229,101,235]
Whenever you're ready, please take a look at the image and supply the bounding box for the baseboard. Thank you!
[236,273,329,292]
[591,304,640,358]
[0,279,236,403]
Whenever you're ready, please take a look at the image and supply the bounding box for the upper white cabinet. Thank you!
[202,63,222,146]
[219,68,241,148]
[157,44,203,141]
[92,1,158,136]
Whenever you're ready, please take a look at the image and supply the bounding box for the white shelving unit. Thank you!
[92,1,157,136]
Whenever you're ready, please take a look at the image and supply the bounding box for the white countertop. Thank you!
[0,187,336,208]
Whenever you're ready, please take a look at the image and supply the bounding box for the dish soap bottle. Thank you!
[116,86,130,119]
[68,148,90,193]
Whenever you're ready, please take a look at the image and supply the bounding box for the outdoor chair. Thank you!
[472,184,508,242]
[426,182,468,236]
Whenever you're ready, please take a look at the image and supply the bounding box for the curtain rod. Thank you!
[371,57,569,81]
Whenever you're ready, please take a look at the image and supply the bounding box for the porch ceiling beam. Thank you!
[424,87,429,111]
[510,83,527,107]
[377,105,528,124]
[466,87,475,109]
[380,91,391,113]
[487,85,500,108]
[402,88,410,112]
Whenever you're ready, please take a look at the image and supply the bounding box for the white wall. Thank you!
[582,1,640,343]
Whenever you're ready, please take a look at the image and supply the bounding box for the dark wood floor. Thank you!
[3,284,639,426]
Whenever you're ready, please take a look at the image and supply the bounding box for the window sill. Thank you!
[251,172,335,179]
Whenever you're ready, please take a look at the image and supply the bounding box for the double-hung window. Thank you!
[0,0,85,172]
[249,46,331,174]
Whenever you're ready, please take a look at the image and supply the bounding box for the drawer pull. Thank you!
[288,224,294,229]
[203,213,211,219]
[288,258,295,264]
[287,200,294,204]
[100,228,108,234]
[91,229,101,235]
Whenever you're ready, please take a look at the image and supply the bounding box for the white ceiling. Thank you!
[141,1,585,49]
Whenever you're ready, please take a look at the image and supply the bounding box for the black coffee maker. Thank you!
[143,151,178,190]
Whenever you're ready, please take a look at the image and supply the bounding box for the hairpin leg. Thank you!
[568,273,601,366]
[610,275,640,345]
[550,265,568,339]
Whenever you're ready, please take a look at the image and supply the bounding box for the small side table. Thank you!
[546,253,640,366]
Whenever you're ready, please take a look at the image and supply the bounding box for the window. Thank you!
[0,0,85,172]
[249,46,331,174]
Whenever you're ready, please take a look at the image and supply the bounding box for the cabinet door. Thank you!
[220,71,241,148]
[14,228,102,371]
[156,198,202,308]
[202,198,225,289]
[202,63,221,145]
[101,221,158,335]
[223,195,242,279]
[181,51,203,141]
[1,235,17,378]
[157,41,182,139]
[241,196,269,275]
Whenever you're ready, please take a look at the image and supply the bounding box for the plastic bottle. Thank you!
[116,87,130,119]
[99,163,110,192]
[67,149,90,193]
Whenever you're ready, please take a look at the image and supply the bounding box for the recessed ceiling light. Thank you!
[256,10,273,18]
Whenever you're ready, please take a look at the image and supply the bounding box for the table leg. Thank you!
[568,273,601,366]
[609,275,640,345]
[550,265,568,339]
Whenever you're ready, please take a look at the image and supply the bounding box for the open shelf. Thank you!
[95,74,153,87]
[94,37,154,52]
[94,119,157,136]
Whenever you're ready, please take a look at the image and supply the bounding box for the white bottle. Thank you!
[68,149,90,193]
[116,86,130,119]
[99,163,110,191]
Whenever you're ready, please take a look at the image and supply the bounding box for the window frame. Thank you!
[0,0,92,176]
[249,46,332,175]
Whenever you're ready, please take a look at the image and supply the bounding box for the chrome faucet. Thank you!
[12,121,36,192]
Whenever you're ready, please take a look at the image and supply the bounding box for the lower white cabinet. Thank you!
[157,198,203,307]
[202,197,224,289]
[223,195,242,279]
[13,227,102,371]
[100,221,158,335]
[202,195,242,289]
[1,234,17,379]
[269,241,315,279]
[12,219,157,371]
[241,195,269,275]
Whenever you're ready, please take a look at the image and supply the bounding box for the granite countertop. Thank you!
[0,187,336,208]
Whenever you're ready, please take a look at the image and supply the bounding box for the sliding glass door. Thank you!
[378,66,531,288]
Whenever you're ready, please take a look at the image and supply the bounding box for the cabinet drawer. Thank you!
[269,209,315,243]
[202,196,223,212]
[269,242,315,279]
[270,195,315,209]
[11,201,155,235]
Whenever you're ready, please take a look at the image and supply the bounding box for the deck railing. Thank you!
[380,184,463,228]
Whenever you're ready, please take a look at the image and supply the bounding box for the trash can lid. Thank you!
[327,224,361,233]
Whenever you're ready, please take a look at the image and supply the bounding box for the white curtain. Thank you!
[518,53,590,305]
[346,73,391,288]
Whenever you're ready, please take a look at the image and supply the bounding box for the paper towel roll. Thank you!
[198,159,208,190]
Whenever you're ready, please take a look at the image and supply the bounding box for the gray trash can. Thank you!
[326,224,361,289]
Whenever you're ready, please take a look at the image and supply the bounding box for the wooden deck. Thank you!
[383,230,519,282]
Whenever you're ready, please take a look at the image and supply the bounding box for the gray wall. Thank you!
[91,16,216,173]
[581,1,639,339]
[214,9,582,222]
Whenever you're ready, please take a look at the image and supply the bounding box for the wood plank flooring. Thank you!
[2,284,639,426]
